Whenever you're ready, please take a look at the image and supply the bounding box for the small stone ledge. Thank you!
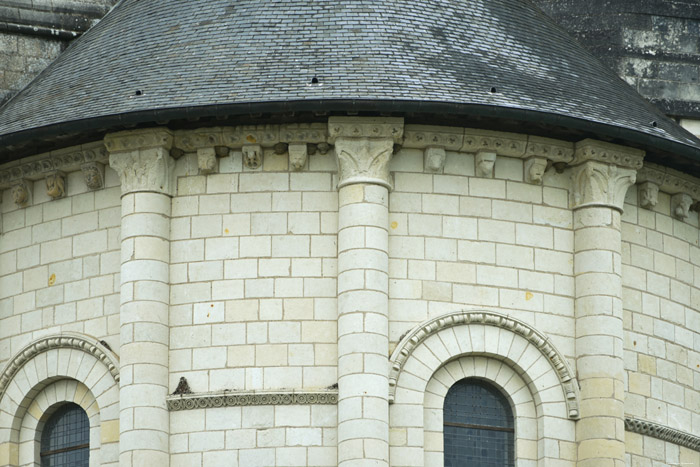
[166,389,338,411]
[625,417,700,452]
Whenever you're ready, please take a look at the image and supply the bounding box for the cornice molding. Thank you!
[572,139,645,170]
[0,144,107,189]
[327,117,404,144]
[461,129,527,157]
[0,333,119,402]
[625,417,700,452]
[637,162,700,200]
[167,390,338,411]
[388,310,580,419]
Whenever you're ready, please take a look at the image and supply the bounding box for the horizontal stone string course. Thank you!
[625,418,700,452]
[166,390,339,411]
[0,333,120,401]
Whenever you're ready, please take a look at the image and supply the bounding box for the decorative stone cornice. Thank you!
[525,136,574,164]
[388,310,580,419]
[637,162,700,202]
[167,390,338,411]
[570,162,637,212]
[625,418,700,452]
[461,129,528,157]
[572,139,644,170]
[329,117,404,189]
[106,129,175,196]
[0,144,107,189]
[281,123,328,144]
[403,125,464,151]
[0,333,119,402]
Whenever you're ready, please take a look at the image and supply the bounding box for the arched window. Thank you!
[443,378,515,467]
[40,403,90,467]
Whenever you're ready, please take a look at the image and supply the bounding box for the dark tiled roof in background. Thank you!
[0,0,699,156]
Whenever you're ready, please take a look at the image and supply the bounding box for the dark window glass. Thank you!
[443,378,515,467]
[40,403,89,467]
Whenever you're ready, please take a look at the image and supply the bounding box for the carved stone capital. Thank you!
[329,117,404,189]
[573,139,644,170]
[45,171,65,200]
[82,162,105,191]
[106,129,175,196]
[571,161,637,212]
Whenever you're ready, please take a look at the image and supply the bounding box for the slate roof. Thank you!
[1,0,700,164]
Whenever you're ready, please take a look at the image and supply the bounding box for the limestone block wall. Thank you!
[168,149,339,395]
[621,183,700,435]
[0,144,121,370]
[387,148,576,359]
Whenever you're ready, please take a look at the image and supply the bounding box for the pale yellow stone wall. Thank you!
[621,186,700,437]
[0,156,121,370]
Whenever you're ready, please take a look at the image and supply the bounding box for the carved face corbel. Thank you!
[81,162,105,191]
[242,145,263,169]
[637,182,659,209]
[45,172,66,200]
[476,151,497,178]
[288,143,308,171]
[424,147,446,172]
[524,157,548,185]
[11,180,32,208]
[197,147,217,175]
[672,193,693,220]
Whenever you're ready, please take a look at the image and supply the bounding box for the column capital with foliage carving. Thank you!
[105,128,175,196]
[328,117,404,189]
[570,139,644,212]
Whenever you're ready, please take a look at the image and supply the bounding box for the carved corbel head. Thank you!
[476,151,497,178]
[288,143,308,171]
[11,180,32,208]
[81,162,105,191]
[672,193,693,220]
[524,157,548,185]
[45,172,66,200]
[637,182,659,209]
[424,147,446,172]
[197,147,217,175]
[242,145,263,169]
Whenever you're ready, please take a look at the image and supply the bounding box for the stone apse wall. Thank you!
[0,118,698,466]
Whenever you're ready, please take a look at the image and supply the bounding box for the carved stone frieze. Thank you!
[280,123,328,144]
[242,144,263,169]
[638,182,659,209]
[288,143,308,171]
[330,117,404,189]
[11,180,31,207]
[106,129,175,196]
[0,145,107,190]
[475,151,497,178]
[524,157,548,185]
[573,139,644,170]
[45,171,65,200]
[388,310,580,419]
[525,136,574,164]
[461,129,527,157]
[570,161,637,212]
[637,162,700,210]
[327,117,404,144]
[625,418,700,452]
[224,125,280,148]
[0,333,120,402]
[403,125,464,151]
[197,147,217,175]
[167,390,338,411]
[173,128,225,152]
[424,147,446,172]
[672,193,693,220]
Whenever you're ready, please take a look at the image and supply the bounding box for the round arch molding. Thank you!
[389,310,580,419]
[0,333,120,466]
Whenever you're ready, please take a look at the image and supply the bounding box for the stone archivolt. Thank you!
[625,418,700,452]
[388,310,581,419]
[167,390,338,411]
[0,333,120,402]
